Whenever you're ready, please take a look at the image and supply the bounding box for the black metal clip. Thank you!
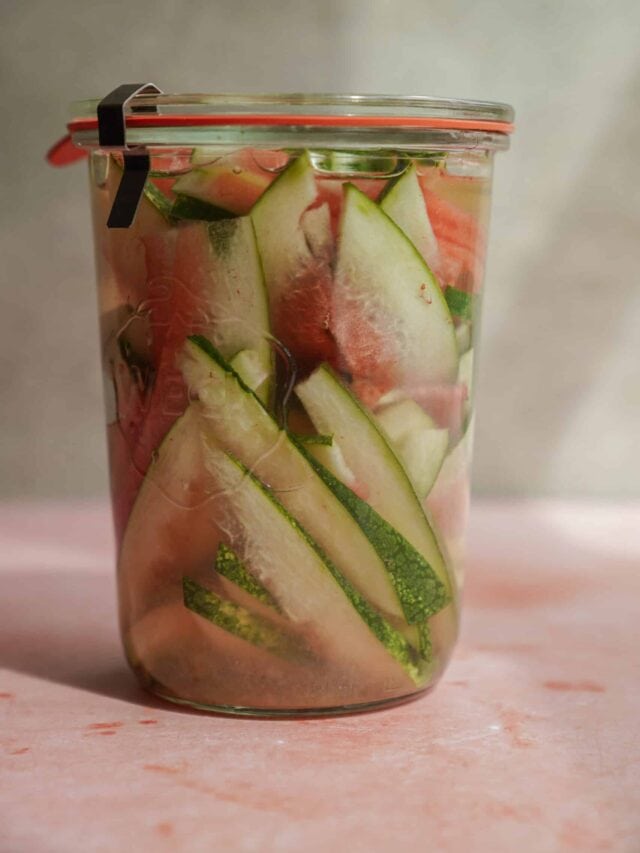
[97,83,162,229]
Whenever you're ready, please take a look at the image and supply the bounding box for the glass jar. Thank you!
[57,90,513,715]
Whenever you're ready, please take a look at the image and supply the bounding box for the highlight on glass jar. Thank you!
[49,86,514,715]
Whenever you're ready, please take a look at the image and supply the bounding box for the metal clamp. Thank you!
[97,83,162,228]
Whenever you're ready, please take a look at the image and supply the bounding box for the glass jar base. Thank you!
[145,681,432,719]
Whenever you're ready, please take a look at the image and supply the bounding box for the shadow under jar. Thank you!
[71,91,513,715]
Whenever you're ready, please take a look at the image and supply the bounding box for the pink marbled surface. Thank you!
[1,501,639,853]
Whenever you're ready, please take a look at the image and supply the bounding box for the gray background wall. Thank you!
[1,0,638,499]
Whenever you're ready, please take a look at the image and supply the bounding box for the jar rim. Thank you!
[68,91,514,151]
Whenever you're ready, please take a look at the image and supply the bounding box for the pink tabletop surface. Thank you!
[1,500,639,853]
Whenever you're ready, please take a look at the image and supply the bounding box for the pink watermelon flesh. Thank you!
[176,148,288,214]
[272,260,338,375]
[109,224,218,543]
[271,176,391,382]
[418,182,486,294]
[409,383,469,438]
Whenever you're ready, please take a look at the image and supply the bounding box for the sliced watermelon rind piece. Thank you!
[375,399,450,500]
[215,543,280,611]
[142,180,175,221]
[250,151,318,304]
[334,183,458,398]
[117,404,220,623]
[183,577,303,660]
[205,446,424,685]
[296,364,454,599]
[378,163,441,272]
[292,437,449,621]
[177,219,274,407]
[171,194,236,222]
[180,336,414,626]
